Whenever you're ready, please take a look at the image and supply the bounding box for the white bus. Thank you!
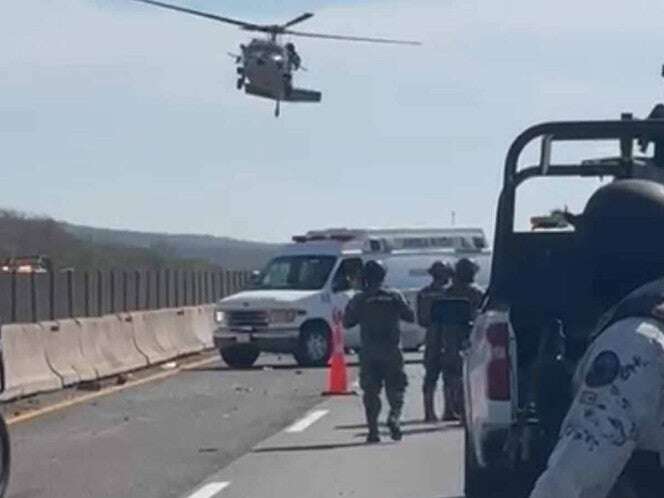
[213,228,491,368]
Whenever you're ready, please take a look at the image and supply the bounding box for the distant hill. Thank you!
[0,210,220,271]
[62,223,281,270]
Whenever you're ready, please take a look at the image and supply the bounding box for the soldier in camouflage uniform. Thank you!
[344,260,415,443]
[441,258,484,420]
[417,261,454,422]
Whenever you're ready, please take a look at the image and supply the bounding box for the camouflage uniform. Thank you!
[417,282,449,420]
[344,287,415,438]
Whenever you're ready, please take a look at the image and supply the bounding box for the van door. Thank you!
[330,257,363,349]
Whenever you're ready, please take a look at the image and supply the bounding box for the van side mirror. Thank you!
[431,298,472,326]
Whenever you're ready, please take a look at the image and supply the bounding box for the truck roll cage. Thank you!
[491,113,664,297]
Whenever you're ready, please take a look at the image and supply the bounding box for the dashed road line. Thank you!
[187,481,230,498]
[285,409,329,433]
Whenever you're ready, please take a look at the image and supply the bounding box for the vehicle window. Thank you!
[332,258,363,292]
[258,255,336,290]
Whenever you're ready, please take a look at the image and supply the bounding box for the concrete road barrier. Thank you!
[0,323,62,401]
[194,305,215,348]
[144,310,179,358]
[112,314,149,370]
[42,320,96,386]
[79,315,148,378]
[79,317,125,378]
[128,312,172,365]
[172,308,205,355]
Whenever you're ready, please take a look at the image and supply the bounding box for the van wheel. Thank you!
[220,345,260,369]
[294,322,331,367]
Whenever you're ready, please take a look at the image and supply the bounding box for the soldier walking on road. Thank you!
[441,258,484,420]
[343,260,415,443]
[417,261,454,422]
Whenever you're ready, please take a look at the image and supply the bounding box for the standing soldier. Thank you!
[530,180,664,498]
[441,258,485,420]
[343,260,415,443]
[445,258,484,312]
[417,261,454,422]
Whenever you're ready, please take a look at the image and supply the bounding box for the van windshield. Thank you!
[257,255,337,290]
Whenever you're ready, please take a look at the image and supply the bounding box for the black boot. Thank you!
[365,402,381,444]
[442,383,456,421]
[387,413,402,441]
[366,428,381,444]
[423,389,437,422]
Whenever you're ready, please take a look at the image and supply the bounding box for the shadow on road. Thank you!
[188,361,359,372]
[337,419,462,430]
[252,441,372,453]
[349,425,460,440]
[188,355,420,373]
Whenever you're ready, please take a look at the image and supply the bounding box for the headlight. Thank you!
[268,309,299,324]
[214,310,226,324]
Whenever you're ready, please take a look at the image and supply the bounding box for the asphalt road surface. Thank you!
[6,353,468,498]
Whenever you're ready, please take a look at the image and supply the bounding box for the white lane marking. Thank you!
[187,481,230,498]
[285,409,329,433]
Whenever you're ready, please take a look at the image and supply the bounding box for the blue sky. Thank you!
[3,1,664,242]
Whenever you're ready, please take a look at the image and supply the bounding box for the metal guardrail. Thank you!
[0,269,251,324]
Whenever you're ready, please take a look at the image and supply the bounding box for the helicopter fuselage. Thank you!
[131,0,419,116]
[239,39,292,101]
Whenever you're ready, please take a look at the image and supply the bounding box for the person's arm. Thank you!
[416,290,430,327]
[343,294,361,329]
[530,320,659,498]
[396,291,415,323]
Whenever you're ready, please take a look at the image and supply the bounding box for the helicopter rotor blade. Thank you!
[283,29,421,45]
[282,13,314,28]
[130,0,261,30]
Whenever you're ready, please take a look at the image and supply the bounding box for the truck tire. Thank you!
[220,344,260,369]
[294,322,331,367]
[464,427,507,498]
[0,415,9,498]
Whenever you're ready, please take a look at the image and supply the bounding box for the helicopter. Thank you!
[131,0,421,117]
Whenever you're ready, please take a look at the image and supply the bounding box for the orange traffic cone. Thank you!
[322,309,355,396]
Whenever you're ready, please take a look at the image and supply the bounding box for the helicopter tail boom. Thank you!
[244,83,321,103]
[284,88,322,103]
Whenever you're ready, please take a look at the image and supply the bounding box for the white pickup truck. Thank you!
[462,115,664,497]
[213,227,491,368]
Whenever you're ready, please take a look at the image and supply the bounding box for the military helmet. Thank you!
[428,260,453,279]
[362,259,387,286]
[454,258,479,283]
[579,179,664,308]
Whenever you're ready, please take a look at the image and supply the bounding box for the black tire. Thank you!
[0,415,10,498]
[294,322,331,367]
[464,426,506,498]
[220,345,260,369]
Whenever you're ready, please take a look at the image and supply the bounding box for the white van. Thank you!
[213,228,491,368]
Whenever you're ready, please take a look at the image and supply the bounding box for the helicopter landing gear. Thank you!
[274,100,280,118]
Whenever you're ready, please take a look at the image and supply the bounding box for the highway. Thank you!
[3,353,467,498]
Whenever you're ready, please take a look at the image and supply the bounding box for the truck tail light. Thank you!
[486,322,511,401]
